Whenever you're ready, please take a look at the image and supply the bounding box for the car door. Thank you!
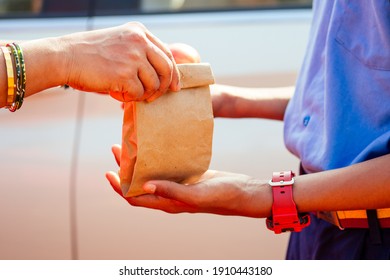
[0,1,89,259]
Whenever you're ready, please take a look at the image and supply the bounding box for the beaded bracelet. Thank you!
[6,43,26,112]
[1,46,16,108]
[12,43,26,109]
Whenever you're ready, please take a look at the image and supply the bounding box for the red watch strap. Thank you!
[266,171,310,234]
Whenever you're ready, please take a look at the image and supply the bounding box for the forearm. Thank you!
[293,154,390,213]
[245,154,390,219]
[1,36,68,108]
[211,84,294,121]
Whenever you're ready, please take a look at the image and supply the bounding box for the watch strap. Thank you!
[266,171,310,234]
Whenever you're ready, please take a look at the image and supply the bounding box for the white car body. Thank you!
[0,6,311,259]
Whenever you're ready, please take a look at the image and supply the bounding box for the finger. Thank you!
[111,144,122,166]
[144,59,178,102]
[105,171,122,196]
[142,180,198,205]
[145,88,166,102]
[128,193,195,214]
[125,76,145,101]
[146,47,173,99]
[145,32,180,92]
[110,77,144,102]
[145,62,178,103]
[166,50,180,92]
[138,63,160,100]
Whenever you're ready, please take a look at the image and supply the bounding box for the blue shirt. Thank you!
[283,0,390,259]
[284,0,390,174]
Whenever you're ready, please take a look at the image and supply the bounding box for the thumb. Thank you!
[111,144,122,166]
[143,180,194,202]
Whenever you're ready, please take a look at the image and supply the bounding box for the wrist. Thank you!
[50,35,72,86]
[210,84,227,118]
[244,178,273,218]
[56,33,77,87]
[20,36,69,95]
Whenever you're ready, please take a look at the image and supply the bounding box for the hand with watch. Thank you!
[106,145,310,233]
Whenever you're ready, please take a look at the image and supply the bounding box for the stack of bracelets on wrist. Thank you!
[1,43,26,112]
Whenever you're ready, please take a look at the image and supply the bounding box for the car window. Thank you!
[140,0,311,13]
[0,0,312,18]
[0,0,89,17]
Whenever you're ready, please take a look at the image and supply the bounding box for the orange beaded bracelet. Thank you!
[1,46,16,108]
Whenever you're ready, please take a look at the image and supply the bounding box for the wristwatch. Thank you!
[266,171,310,234]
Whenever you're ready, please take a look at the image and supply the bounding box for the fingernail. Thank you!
[144,183,156,194]
[177,81,181,91]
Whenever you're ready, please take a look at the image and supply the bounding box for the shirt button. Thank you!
[303,116,310,126]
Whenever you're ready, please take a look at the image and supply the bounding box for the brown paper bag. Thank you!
[120,63,215,197]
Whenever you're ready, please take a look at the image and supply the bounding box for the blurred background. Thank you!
[0,0,312,260]
[1,0,311,15]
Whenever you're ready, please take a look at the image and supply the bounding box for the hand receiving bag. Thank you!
[120,63,215,197]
